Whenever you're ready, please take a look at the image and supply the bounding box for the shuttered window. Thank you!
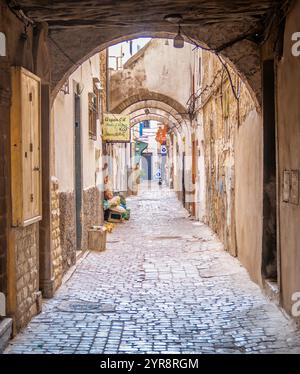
[88,92,97,140]
[88,78,101,140]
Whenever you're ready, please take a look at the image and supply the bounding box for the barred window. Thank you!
[88,92,97,140]
[89,78,102,140]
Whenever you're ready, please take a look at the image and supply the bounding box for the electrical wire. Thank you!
[7,1,34,27]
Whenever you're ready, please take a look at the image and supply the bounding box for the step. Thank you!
[0,317,12,353]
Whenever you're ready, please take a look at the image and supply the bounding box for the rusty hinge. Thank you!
[30,143,33,152]
[29,92,33,102]
[30,193,34,202]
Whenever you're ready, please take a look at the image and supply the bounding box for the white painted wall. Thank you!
[52,54,102,192]
[110,39,199,110]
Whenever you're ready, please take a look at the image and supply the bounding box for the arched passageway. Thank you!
[1,0,300,354]
[12,0,284,108]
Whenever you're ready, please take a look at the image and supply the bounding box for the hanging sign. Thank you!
[102,113,130,142]
[155,169,161,179]
[161,144,167,155]
[155,125,167,144]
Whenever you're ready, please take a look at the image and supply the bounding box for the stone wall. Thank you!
[99,49,107,112]
[201,52,237,256]
[59,192,76,275]
[14,224,40,331]
[82,186,102,251]
[201,50,261,269]
[51,178,63,291]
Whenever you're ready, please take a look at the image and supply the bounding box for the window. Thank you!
[143,120,150,129]
[198,56,202,86]
[89,78,102,140]
[88,92,97,140]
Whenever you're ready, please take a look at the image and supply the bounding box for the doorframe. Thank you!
[261,59,278,286]
[142,152,152,180]
[191,133,198,217]
[182,151,186,207]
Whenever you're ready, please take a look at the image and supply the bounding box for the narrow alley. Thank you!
[2,0,300,358]
[5,184,300,354]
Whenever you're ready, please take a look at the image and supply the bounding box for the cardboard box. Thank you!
[88,226,107,251]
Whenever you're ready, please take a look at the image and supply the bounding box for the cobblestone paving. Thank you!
[5,184,300,354]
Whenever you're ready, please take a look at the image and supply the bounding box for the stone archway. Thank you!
[111,90,188,118]
[48,31,261,108]
[13,1,285,108]
[115,96,189,132]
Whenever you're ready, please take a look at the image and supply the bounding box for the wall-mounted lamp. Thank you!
[173,25,184,49]
[0,32,6,57]
[163,14,184,49]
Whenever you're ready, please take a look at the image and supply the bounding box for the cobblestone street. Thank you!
[5,184,300,354]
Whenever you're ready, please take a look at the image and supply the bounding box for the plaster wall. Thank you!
[201,51,263,280]
[110,39,196,110]
[276,0,300,321]
[235,110,263,285]
[52,54,102,192]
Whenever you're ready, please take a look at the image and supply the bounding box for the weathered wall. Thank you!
[201,51,263,281]
[235,110,263,285]
[109,39,195,111]
[0,60,9,299]
[82,186,102,251]
[0,1,44,331]
[14,224,40,331]
[276,0,300,320]
[52,52,104,259]
[201,52,237,255]
[53,53,102,192]
[51,178,63,291]
[195,111,206,221]
[58,192,76,275]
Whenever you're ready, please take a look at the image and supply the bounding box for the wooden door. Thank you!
[11,67,42,226]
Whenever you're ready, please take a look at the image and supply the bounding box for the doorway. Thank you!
[182,152,186,207]
[141,153,152,180]
[74,93,83,251]
[261,59,277,283]
[191,134,198,217]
